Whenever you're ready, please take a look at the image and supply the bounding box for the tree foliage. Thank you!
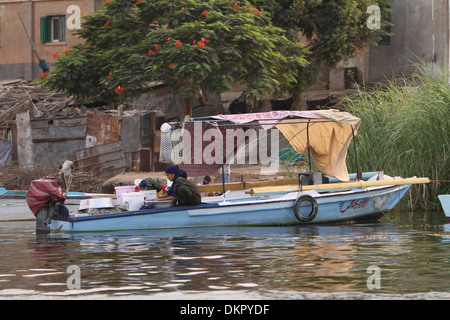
[39,0,308,104]
[251,0,392,92]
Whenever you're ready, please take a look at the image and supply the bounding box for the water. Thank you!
[0,212,449,300]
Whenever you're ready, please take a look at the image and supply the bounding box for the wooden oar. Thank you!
[249,177,430,196]
[197,182,244,193]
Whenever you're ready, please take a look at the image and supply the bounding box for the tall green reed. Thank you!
[344,65,449,211]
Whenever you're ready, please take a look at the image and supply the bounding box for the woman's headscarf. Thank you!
[165,165,187,196]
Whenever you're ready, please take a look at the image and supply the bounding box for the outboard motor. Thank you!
[26,180,68,234]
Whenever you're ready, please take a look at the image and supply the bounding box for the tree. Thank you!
[250,0,392,106]
[39,0,308,106]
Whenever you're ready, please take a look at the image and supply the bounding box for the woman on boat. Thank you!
[154,165,202,206]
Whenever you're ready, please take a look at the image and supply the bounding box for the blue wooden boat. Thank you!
[48,177,415,232]
[438,195,450,222]
[27,110,430,233]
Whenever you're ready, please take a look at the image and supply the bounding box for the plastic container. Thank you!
[79,198,114,210]
[115,186,136,205]
[122,192,147,211]
[139,190,157,200]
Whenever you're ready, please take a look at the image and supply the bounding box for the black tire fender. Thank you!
[293,194,318,222]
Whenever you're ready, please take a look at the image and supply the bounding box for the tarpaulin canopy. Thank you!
[162,110,360,181]
[213,109,361,181]
[26,180,65,215]
[212,110,360,181]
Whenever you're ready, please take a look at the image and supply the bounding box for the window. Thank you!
[377,25,391,46]
[40,15,65,43]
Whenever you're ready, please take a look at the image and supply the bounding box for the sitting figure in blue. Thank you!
[154,165,201,206]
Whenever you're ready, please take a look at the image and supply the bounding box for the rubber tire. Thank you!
[293,195,318,222]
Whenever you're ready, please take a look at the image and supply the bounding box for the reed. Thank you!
[344,65,450,211]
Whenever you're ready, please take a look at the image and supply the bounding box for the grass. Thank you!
[343,65,449,211]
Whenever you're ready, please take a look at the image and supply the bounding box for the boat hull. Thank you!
[50,184,411,232]
[438,195,450,222]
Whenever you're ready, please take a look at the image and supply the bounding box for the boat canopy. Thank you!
[164,110,360,181]
[210,110,361,181]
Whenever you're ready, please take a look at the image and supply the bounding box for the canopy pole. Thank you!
[212,122,226,199]
[306,120,312,172]
[221,163,226,196]
[351,125,361,181]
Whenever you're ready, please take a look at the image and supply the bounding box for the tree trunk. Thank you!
[184,99,192,121]
[292,93,306,111]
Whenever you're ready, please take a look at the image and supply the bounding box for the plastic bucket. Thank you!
[115,186,136,205]
[139,190,157,200]
[122,192,146,211]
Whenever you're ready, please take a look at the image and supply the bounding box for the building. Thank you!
[0,0,448,169]
[1,0,448,83]
[0,0,102,81]
[369,0,449,81]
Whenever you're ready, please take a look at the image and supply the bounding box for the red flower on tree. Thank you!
[175,40,183,47]
[108,71,113,77]
[148,49,154,56]
[155,44,161,50]
[115,86,124,94]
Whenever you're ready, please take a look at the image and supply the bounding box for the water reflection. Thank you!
[0,212,449,298]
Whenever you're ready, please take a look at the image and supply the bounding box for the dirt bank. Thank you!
[0,164,299,194]
[100,165,296,193]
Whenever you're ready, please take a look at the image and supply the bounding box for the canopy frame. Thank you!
[166,110,361,183]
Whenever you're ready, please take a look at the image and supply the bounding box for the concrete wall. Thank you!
[30,116,87,166]
[369,0,449,81]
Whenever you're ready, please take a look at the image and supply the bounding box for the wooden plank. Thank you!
[197,182,244,193]
[75,152,126,168]
[249,177,431,195]
[74,140,123,161]
[33,136,85,143]
[30,119,48,129]
[245,178,298,189]
[54,117,87,127]
[73,141,126,173]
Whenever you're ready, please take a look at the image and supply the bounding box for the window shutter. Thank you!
[40,17,51,43]
[59,15,66,42]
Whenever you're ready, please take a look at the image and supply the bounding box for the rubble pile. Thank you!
[0,164,111,193]
[0,78,79,125]
[0,78,160,126]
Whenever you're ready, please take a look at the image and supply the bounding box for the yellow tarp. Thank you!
[276,110,361,181]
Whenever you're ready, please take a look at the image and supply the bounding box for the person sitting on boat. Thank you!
[154,165,202,206]
[138,178,162,193]
[198,175,212,186]
[198,175,216,197]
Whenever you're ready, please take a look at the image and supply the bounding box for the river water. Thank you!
[0,212,449,301]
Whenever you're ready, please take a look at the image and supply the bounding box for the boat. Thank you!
[0,188,113,222]
[25,110,430,233]
[438,195,450,222]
